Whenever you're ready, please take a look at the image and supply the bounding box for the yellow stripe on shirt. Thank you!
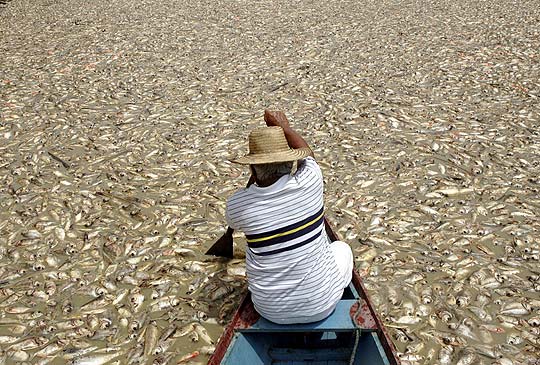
[246,211,325,243]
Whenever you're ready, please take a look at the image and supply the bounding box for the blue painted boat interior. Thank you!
[220,285,391,365]
[242,300,359,333]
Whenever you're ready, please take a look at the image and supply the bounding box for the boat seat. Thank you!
[239,300,366,333]
[218,283,392,365]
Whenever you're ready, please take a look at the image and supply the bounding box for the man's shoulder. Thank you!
[226,184,261,212]
[295,156,322,180]
[226,187,254,229]
[227,187,250,205]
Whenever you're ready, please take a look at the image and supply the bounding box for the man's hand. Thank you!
[264,110,290,129]
[264,109,313,157]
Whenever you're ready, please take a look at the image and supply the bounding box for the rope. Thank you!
[349,329,360,365]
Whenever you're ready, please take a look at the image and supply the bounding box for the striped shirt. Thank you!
[226,157,345,324]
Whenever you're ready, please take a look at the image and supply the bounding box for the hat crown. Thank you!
[231,126,311,164]
[248,127,290,155]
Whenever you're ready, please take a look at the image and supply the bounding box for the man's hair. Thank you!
[252,162,293,182]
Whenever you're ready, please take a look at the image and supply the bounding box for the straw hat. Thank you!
[232,127,312,165]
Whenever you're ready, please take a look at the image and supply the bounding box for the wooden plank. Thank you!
[351,332,391,365]
[269,347,350,361]
[370,332,391,365]
[272,361,348,365]
[273,360,346,365]
[239,300,361,332]
[220,333,272,365]
[321,332,337,340]
[348,283,360,298]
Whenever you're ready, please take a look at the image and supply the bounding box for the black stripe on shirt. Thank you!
[250,228,322,256]
[245,206,324,241]
[247,216,324,249]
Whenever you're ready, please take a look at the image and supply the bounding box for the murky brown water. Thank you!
[1,0,539,364]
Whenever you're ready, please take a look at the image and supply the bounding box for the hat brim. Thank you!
[231,147,312,165]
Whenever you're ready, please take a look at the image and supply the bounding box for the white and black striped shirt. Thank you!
[226,157,344,323]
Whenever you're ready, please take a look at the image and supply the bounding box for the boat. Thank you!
[208,219,400,365]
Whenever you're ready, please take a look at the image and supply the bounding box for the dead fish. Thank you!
[0,336,19,344]
[456,351,477,365]
[226,266,246,277]
[8,336,48,351]
[69,353,120,365]
[144,321,160,356]
[22,230,41,239]
[500,302,530,316]
[199,346,215,355]
[177,351,199,363]
[7,350,29,362]
[435,188,474,196]
[193,323,213,345]
[438,345,454,365]
[34,341,64,358]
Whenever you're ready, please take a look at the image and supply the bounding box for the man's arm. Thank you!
[207,176,254,258]
[264,110,314,158]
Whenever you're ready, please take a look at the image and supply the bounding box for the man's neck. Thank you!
[255,177,281,187]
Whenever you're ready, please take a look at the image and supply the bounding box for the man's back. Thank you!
[226,157,349,324]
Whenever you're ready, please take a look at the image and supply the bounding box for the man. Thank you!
[225,110,353,324]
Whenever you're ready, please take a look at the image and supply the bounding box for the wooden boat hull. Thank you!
[208,221,400,365]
